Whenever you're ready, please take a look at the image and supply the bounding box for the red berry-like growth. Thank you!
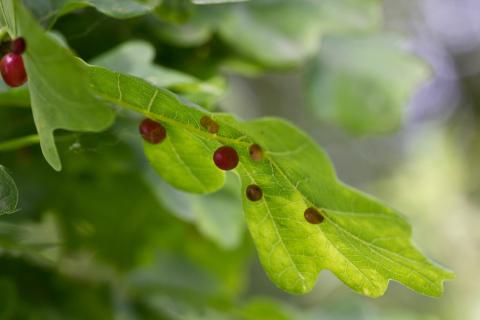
[0,53,27,87]
[139,118,167,144]
[11,37,26,55]
[213,146,239,170]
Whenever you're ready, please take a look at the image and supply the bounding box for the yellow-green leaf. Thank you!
[87,64,454,297]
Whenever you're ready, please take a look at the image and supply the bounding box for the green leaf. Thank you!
[155,0,194,23]
[148,171,245,249]
[87,65,454,297]
[214,0,323,68]
[0,277,17,319]
[316,0,382,34]
[0,81,30,108]
[92,40,196,87]
[0,166,18,215]
[24,0,160,24]
[147,16,212,47]
[203,0,381,69]
[193,0,250,4]
[0,0,115,170]
[92,40,225,108]
[239,297,296,320]
[0,129,251,301]
[0,214,60,263]
[306,34,429,134]
[0,256,114,319]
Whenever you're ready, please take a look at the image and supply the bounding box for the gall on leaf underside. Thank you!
[0,0,454,298]
[86,64,454,297]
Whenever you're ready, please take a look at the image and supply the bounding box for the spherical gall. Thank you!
[139,118,167,144]
[213,146,239,170]
[0,53,27,87]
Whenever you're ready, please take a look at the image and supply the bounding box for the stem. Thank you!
[0,134,40,151]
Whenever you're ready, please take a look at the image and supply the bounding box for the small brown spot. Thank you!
[249,144,263,161]
[246,184,263,201]
[304,207,324,224]
[200,116,219,134]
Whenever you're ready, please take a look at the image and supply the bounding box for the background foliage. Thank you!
[0,0,476,319]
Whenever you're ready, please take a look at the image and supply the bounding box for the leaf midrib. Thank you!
[92,69,383,289]
[240,163,308,291]
[270,156,443,288]
[91,67,448,293]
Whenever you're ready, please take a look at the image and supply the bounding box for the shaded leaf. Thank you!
[155,0,194,23]
[0,127,251,303]
[306,35,429,134]
[209,0,381,69]
[87,65,454,297]
[193,0,250,4]
[0,0,115,170]
[92,40,225,108]
[147,171,245,249]
[215,0,323,68]
[0,82,30,108]
[24,0,160,25]
[0,256,113,319]
[0,214,60,263]
[0,166,18,215]
[240,297,297,320]
[315,0,382,34]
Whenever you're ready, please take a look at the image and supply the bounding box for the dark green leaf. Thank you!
[0,256,114,319]
[149,171,245,249]
[0,214,60,263]
[0,0,115,170]
[0,83,30,108]
[24,0,160,25]
[0,166,18,215]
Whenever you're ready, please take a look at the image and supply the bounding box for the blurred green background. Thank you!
[1,0,479,319]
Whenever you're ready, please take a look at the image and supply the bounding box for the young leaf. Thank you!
[0,0,115,170]
[87,65,454,297]
[0,165,17,215]
[306,35,429,134]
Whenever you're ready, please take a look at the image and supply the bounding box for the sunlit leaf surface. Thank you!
[87,65,454,297]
